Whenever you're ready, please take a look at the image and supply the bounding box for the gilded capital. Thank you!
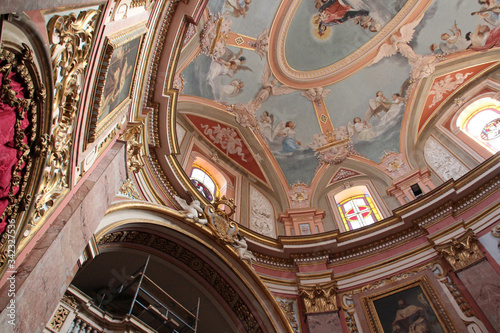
[434,229,484,271]
[299,281,338,313]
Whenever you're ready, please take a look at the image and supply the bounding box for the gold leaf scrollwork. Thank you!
[277,299,300,333]
[30,9,100,230]
[299,281,338,313]
[48,306,70,331]
[119,178,142,200]
[434,229,485,271]
[119,123,144,173]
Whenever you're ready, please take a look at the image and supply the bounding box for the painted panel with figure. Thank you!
[362,279,454,333]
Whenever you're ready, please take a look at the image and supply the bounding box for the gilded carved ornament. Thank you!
[434,229,484,271]
[277,299,300,333]
[30,9,100,228]
[120,123,145,173]
[492,223,500,248]
[0,43,47,270]
[299,281,338,313]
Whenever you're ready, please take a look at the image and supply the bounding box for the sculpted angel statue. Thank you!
[232,234,256,264]
[372,16,437,79]
[173,195,208,225]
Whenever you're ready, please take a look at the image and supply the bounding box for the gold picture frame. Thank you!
[361,276,456,333]
[86,23,147,144]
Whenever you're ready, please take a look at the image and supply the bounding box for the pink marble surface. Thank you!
[0,141,126,332]
[457,260,500,329]
[306,311,342,333]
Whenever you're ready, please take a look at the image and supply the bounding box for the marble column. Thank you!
[0,141,127,333]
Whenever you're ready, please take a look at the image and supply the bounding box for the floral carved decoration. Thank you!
[0,44,47,270]
[31,9,100,228]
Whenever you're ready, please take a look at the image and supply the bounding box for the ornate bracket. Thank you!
[434,229,485,271]
[299,281,338,313]
[120,123,144,173]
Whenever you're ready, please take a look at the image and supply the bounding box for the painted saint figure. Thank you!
[278,121,301,153]
[391,298,431,333]
[314,0,378,36]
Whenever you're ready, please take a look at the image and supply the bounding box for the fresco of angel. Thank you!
[364,90,391,121]
[467,23,500,51]
[372,15,437,79]
[207,48,252,98]
[219,79,244,100]
[225,0,252,19]
[258,111,274,142]
[472,0,500,26]
[251,62,295,110]
[431,21,471,54]
[348,117,376,141]
[275,121,301,153]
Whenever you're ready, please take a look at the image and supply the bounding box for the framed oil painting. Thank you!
[87,24,147,144]
[362,277,456,333]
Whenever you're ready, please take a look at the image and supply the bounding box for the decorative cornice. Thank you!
[434,229,484,271]
[299,281,338,313]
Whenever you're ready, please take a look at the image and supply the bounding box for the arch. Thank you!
[93,202,293,332]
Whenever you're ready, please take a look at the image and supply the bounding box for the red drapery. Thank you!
[0,71,29,234]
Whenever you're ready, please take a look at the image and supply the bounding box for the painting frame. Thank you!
[86,23,147,144]
[361,276,456,333]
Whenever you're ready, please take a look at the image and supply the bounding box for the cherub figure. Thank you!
[251,62,295,110]
[219,80,244,100]
[173,195,208,225]
[225,0,252,18]
[232,234,256,264]
[348,117,376,141]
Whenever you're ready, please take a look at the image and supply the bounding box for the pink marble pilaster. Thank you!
[456,260,500,328]
[305,311,343,333]
[0,141,127,333]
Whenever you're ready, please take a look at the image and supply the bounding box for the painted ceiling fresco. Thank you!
[178,0,500,188]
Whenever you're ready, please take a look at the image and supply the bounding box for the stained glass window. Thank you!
[458,98,500,153]
[190,167,216,202]
[337,194,381,231]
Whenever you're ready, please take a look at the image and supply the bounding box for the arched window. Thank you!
[331,185,383,231]
[190,167,217,202]
[457,97,500,153]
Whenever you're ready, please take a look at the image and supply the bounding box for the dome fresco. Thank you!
[178,0,500,189]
